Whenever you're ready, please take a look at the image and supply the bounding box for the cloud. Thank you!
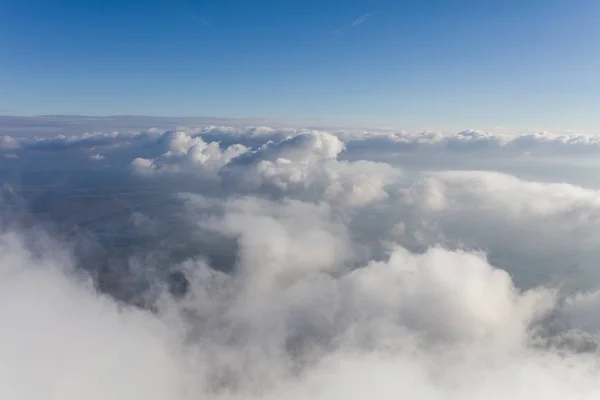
[0,115,288,136]
[219,131,399,206]
[0,135,20,150]
[350,11,374,27]
[0,229,185,399]
[190,13,211,27]
[9,125,600,164]
[127,129,398,206]
[131,133,249,176]
[90,153,105,161]
[131,157,158,175]
[3,199,600,399]
[343,129,600,158]
[6,119,600,398]
[388,170,600,291]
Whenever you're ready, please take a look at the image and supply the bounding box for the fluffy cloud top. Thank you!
[0,135,20,150]
[6,124,600,158]
[131,132,249,176]
[4,120,600,398]
[2,196,600,399]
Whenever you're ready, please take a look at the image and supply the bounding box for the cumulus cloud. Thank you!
[128,130,398,206]
[6,123,600,160]
[131,132,249,176]
[382,170,600,291]
[220,131,398,206]
[0,135,20,150]
[90,153,105,161]
[0,229,185,400]
[3,198,600,399]
[5,119,600,398]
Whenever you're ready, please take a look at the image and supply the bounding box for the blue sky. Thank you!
[1,0,599,130]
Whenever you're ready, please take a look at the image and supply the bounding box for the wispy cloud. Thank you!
[334,11,375,35]
[350,11,374,27]
[190,13,211,27]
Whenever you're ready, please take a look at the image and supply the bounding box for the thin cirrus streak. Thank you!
[350,11,375,27]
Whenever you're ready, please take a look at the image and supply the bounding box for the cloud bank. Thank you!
[3,120,600,398]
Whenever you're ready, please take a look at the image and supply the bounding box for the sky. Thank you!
[6,2,600,397]
[1,0,600,130]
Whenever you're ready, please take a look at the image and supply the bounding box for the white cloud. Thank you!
[351,11,374,27]
[220,132,398,206]
[190,13,211,27]
[386,170,600,291]
[0,135,20,150]
[4,205,600,399]
[243,130,345,162]
[195,196,352,293]
[131,133,249,176]
[127,130,398,206]
[90,154,105,161]
[130,212,158,235]
[131,157,157,175]
[0,230,184,400]
[7,120,600,398]
[8,125,600,165]
[400,170,600,250]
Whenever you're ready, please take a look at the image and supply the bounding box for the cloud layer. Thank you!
[3,120,600,398]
